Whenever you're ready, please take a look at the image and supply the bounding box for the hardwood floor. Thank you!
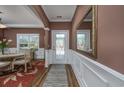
[32,65,51,87]
[65,64,79,87]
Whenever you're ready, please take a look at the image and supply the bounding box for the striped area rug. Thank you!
[42,64,68,87]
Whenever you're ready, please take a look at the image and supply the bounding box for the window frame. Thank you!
[17,33,40,50]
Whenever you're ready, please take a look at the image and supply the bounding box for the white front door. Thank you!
[52,30,69,64]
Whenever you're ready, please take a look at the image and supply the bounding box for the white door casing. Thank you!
[52,30,69,64]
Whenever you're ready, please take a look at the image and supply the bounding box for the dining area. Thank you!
[0,37,33,74]
[0,49,33,76]
[0,38,46,86]
[0,48,46,87]
[0,38,46,85]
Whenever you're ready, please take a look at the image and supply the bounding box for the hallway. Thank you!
[40,64,79,87]
[42,65,68,87]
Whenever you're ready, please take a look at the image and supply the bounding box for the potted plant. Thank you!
[0,38,12,55]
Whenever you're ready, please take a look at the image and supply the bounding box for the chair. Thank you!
[12,49,32,72]
[0,61,11,72]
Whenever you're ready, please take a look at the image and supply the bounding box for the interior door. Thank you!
[52,30,69,64]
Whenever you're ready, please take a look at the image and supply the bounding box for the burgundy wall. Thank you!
[50,22,71,30]
[3,28,45,48]
[78,22,92,30]
[0,29,3,39]
[47,30,51,49]
[97,6,124,74]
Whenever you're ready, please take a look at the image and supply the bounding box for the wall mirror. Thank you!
[76,6,97,58]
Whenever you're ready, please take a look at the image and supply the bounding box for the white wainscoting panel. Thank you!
[5,48,45,60]
[4,48,17,54]
[34,48,44,59]
[45,50,53,67]
[69,50,124,87]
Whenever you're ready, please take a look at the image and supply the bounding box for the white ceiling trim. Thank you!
[5,24,43,28]
[42,5,76,22]
[50,19,73,22]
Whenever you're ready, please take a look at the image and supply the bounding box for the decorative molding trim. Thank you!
[4,24,43,28]
[70,50,124,87]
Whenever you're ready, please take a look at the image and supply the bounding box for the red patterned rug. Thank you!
[0,61,45,87]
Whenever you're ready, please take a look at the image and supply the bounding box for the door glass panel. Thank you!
[56,34,65,60]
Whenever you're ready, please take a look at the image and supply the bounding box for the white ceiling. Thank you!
[42,5,76,22]
[0,5,44,28]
